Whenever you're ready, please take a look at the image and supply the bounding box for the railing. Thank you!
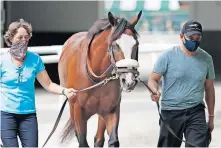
[0,43,176,64]
[0,45,62,64]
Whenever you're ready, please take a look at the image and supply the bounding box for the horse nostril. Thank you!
[122,78,126,83]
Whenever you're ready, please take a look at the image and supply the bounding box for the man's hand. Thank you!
[148,72,162,102]
[208,116,214,133]
[151,91,161,102]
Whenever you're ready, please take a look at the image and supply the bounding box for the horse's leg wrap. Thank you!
[94,136,105,148]
[108,127,119,147]
[103,105,120,147]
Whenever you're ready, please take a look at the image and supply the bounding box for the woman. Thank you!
[0,19,76,147]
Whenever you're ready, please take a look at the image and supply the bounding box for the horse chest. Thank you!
[77,87,121,115]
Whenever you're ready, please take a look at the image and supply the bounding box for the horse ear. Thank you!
[108,12,117,26]
[130,10,142,27]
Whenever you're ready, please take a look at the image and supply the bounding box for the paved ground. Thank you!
[32,82,221,147]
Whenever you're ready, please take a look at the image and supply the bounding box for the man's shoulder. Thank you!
[160,45,179,57]
[198,47,212,60]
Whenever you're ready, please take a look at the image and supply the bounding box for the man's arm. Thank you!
[205,79,215,116]
[147,72,162,102]
[148,50,168,102]
[205,79,215,132]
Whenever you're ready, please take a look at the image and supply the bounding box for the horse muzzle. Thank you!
[115,59,139,92]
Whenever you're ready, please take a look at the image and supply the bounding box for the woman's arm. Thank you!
[36,70,76,99]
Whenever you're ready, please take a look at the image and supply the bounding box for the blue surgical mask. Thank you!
[183,36,200,52]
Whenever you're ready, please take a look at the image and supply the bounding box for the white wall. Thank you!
[5,1,100,32]
[189,1,221,31]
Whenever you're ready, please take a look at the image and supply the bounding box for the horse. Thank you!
[58,11,142,147]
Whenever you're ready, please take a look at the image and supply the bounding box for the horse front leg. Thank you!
[103,105,120,147]
[74,103,89,147]
[94,115,106,147]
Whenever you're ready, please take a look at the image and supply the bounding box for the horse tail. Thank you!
[60,118,76,144]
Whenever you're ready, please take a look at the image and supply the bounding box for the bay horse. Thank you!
[58,11,142,147]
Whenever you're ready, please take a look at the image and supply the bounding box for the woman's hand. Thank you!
[63,88,77,99]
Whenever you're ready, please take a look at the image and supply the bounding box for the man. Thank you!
[148,20,215,147]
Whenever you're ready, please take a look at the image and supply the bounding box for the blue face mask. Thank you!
[183,36,200,52]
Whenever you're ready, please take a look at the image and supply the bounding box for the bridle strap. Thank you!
[116,68,139,75]
[108,45,117,65]
[86,34,117,83]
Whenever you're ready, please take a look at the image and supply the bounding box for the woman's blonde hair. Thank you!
[4,19,32,46]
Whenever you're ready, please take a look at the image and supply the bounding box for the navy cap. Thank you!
[181,20,202,36]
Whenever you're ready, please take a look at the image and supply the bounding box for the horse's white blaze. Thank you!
[115,34,138,68]
[125,72,135,84]
[115,34,138,89]
[116,34,136,59]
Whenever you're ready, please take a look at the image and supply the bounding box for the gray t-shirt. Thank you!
[153,46,215,110]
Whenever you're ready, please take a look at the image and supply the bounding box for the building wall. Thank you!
[189,1,221,31]
[5,1,100,32]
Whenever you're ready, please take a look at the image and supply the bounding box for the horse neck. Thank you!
[88,29,112,75]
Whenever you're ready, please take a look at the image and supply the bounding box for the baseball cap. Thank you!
[181,20,202,36]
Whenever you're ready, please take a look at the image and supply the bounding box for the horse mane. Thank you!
[87,17,139,42]
[87,18,111,38]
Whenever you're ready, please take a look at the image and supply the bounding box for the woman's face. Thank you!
[11,27,30,45]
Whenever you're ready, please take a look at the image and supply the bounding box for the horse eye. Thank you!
[113,44,121,52]
[115,44,120,48]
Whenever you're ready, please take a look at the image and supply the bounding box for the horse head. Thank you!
[107,11,142,92]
